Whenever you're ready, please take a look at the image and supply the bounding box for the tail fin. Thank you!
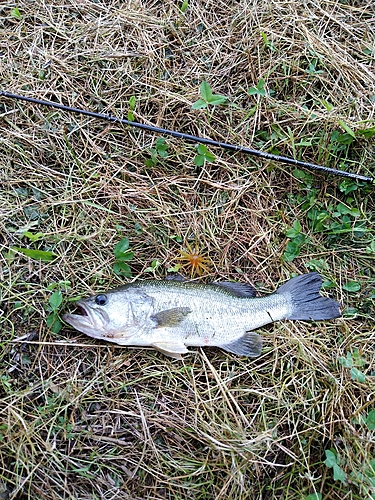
[277,272,341,321]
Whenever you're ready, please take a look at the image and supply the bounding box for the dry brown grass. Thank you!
[1,0,375,499]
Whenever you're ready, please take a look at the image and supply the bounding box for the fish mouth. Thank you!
[63,300,110,335]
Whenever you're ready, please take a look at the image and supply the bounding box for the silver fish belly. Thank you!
[63,272,341,359]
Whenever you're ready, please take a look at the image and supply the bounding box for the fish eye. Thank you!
[95,294,108,306]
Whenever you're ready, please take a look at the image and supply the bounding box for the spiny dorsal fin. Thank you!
[151,307,191,328]
[211,281,256,298]
[165,273,188,282]
[221,332,262,357]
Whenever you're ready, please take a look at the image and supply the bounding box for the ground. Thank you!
[0,0,374,499]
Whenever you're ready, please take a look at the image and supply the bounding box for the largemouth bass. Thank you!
[63,272,341,359]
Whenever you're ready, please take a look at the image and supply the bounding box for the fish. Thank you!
[63,272,341,359]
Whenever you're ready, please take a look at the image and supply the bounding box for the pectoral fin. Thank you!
[221,332,263,357]
[151,307,191,328]
[151,342,190,359]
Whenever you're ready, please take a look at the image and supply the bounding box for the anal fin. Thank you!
[221,332,262,357]
[151,341,190,360]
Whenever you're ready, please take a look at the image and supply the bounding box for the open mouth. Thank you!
[76,305,88,316]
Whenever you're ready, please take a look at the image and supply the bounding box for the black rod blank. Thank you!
[1,91,373,183]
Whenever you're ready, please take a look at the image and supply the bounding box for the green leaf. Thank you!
[113,261,132,277]
[352,349,366,367]
[286,220,302,238]
[114,238,130,257]
[116,251,134,262]
[283,239,303,261]
[357,126,375,139]
[321,99,334,112]
[305,494,322,500]
[204,151,215,162]
[342,307,358,318]
[338,352,353,368]
[194,155,205,167]
[342,281,361,292]
[192,99,208,110]
[46,313,63,334]
[181,0,189,12]
[324,449,338,468]
[144,259,161,272]
[129,95,136,110]
[333,463,347,483]
[366,240,375,254]
[49,290,63,311]
[337,132,355,145]
[207,94,226,105]
[350,367,366,383]
[197,144,207,155]
[13,247,56,261]
[248,79,266,96]
[23,231,44,242]
[10,7,21,19]
[338,120,356,138]
[199,81,212,101]
[365,410,375,430]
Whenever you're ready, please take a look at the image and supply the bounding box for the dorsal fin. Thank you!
[165,273,188,282]
[210,281,256,298]
[151,307,191,328]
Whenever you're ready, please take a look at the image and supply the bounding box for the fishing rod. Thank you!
[1,91,373,183]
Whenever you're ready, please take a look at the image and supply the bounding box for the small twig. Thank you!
[1,91,373,183]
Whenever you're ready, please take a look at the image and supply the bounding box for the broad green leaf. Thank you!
[365,410,375,430]
[204,151,215,162]
[11,7,21,18]
[194,155,205,166]
[181,0,188,12]
[248,86,264,96]
[46,314,63,334]
[192,99,207,110]
[129,95,136,110]
[207,94,226,105]
[333,463,347,483]
[13,247,56,261]
[366,240,375,254]
[350,367,366,383]
[357,126,375,139]
[116,251,134,262]
[114,238,130,257]
[23,231,44,242]
[305,494,322,500]
[342,307,358,318]
[352,349,367,367]
[336,132,354,145]
[342,281,361,292]
[197,144,207,155]
[49,290,63,311]
[248,79,266,96]
[199,81,213,101]
[324,449,337,468]
[113,261,132,277]
[338,353,353,368]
